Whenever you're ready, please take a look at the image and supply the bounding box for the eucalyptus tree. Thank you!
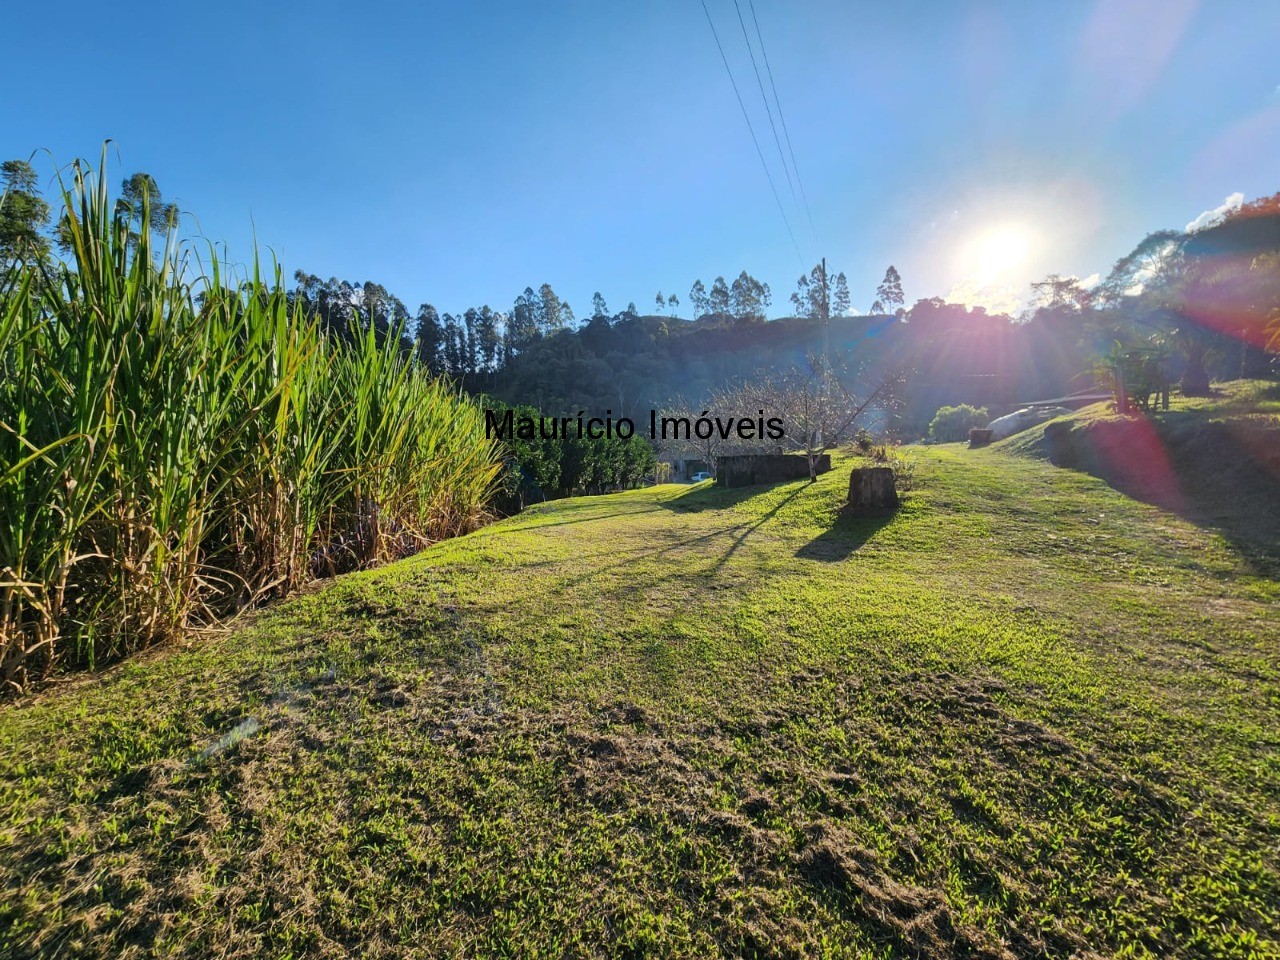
[0,159,50,265]
[875,265,905,316]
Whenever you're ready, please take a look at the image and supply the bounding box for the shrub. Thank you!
[864,445,915,490]
[928,404,989,443]
[888,453,916,491]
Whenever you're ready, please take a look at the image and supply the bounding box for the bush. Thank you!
[928,404,989,443]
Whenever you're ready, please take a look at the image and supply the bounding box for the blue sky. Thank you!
[5,0,1277,318]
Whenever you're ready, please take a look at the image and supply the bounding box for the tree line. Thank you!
[483,402,656,511]
[5,154,1275,449]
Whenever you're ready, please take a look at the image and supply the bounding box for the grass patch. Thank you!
[1,445,1278,957]
[999,380,1280,575]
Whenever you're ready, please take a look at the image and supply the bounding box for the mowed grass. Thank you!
[1,447,1278,959]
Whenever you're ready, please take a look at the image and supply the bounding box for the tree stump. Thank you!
[968,428,993,448]
[845,467,898,516]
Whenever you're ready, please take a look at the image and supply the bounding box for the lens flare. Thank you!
[961,222,1037,286]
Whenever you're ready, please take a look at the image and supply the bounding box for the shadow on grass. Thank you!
[478,483,812,609]
[505,505,666,531]
[657,480,805,513]
[503,481,772,532]
[662,478,897,565]
[796,511,895,562]
[704,487,804,572]
[1042,413,1280,575]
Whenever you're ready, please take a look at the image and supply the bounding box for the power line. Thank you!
[747,0,816,238]
[700,0,803,264]
[731,0,797,211]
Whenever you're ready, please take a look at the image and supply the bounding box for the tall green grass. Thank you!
[0,156,501,691]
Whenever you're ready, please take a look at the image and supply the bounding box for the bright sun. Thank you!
[962,222,1036,285]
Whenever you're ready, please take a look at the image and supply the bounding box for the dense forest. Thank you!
[286,198,1280,438]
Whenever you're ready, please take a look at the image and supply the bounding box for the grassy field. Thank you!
[2,438,1278,957]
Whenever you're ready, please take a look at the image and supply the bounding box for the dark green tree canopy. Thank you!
[709,276,731,317]
[729,271,771,324]
[689,280,709,319]
[0,159,51,265]
[116,172,179,236]
[790,262,834,320]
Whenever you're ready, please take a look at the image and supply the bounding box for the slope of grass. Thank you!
[999,379,1280,575]
[1,446,1278,958]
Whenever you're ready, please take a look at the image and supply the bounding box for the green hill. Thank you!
[2,442,1278,957]
[1000,379,1280,574]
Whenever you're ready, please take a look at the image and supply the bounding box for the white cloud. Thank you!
[945,272,1099,314]
[945,277,1023,316]
[1185,192,1244,233]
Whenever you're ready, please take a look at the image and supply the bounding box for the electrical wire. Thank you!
[700,0,803,264]
[731,0,797,210]
[747,0,816,237]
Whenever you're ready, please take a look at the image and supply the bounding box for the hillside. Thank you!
[2,446,1278,957]
[999,379,1280,573]
[485,309,1101,439]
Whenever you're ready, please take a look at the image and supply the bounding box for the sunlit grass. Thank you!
[1,445,1275,956]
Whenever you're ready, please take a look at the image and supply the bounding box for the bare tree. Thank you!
[733,358,899,481]
[654,394,739,473]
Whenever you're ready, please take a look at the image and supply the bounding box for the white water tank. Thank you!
[988,406,1070,440]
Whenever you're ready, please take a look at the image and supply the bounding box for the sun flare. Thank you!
[962,222,1036,285]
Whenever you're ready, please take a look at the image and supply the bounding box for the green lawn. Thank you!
[2,445,1278,958]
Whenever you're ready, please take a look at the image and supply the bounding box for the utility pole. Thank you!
[821,257,830,370]
[817,257,830,453]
